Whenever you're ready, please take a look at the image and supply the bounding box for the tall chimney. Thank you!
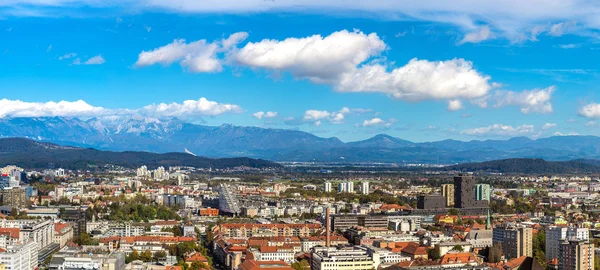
[326,207,331,248]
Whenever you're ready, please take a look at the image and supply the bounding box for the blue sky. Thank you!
[1,1,600,142]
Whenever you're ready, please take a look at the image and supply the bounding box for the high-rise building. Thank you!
[475,184,491,201]
[441,184,455,207]
[347,181,354,193]
[360,181,369,195]
[0,187,27,208]
[454,175,488,208]
[493,223,532,259]
[338,182,347,193]
[546,226,589,261]
[324,182,332,193]
[559,239,594,270]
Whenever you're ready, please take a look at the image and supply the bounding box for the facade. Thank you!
[311,248,375,270]
[416,195,446,210]
[441,184,455,207]
[0,188,27,208]
[559,239,594,270]
[331,214,388,231]
[215,223,321,238]
[324,182,332,193]
[62,208,87,238]
[492,224,532,259]
[475,184,491,201]
[361,182,369,195]
[53,222,73,248]
[0,241,38,270]
[454,175,488,208]
[546,226,589,261]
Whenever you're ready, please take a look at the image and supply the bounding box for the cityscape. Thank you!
[3,1,600,270]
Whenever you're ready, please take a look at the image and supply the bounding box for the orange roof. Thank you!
[186,253,208,263]
[239,260,294,270]
[504,256,528,269]
[439,252,477,265]
[260,246,278,253]
[0,228,20,239]
[220,223,321,229]
[54,222,69,233]
[166,266,183,270]
[395,258,439,267]
[99,236,195,243]
[548,258,559,266]
[402,242,429,255]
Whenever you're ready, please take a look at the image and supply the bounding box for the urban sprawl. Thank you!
[0,164,596,270]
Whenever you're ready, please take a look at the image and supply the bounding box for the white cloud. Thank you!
[556,43,581,49]
[6,1,600,42]
[447,100,464,111]
[300,107,370,125]
[491,86,554,114]
[585,121,597,127]
[579,103,600,118]
[252,111,278,119]
[0,97,242,120]
[135,32,247,73]
[542,123,557,130]
[336,58,492,101]
[395,31,407,37]
[144,25,152,32]
[553,131,579,136]
[233,30,494,104]
[234,29,386,83]
[0,99,106,118]
[46,45,52,52]
[548,21,577,36]
[459,25,493,44]
[461,124,535,136]
[140,98,242,118]
[222,32,249,50]
[362,118,385,127]
[84,55,105,65]
[58,52,76,60]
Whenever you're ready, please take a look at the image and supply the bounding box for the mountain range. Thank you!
[1,116,599,163]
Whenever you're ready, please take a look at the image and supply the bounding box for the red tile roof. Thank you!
[186,252,208,263]
[0,228,20,239]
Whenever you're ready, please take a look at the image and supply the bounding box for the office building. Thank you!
[361,181,369,195]
[331,214,388,231]
[61,208,87,238]
[454,175,488,208]
[0,188,27,208]
[559,239,594,270]
[417,195,446,210]
[475,184,491,201]
[0,241,38,270]
[441,184,455,207]
[546,226,589,261]
[338,181,355,193]
[347,181,354,193]
[324,182,332,193]
[492,223,532,259]
[311,248,374,270]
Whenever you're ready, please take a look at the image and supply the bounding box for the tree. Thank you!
[448,208,459,215]
[127,249,140,263]
[451,245,464,252]
[488,242,503,263]
[153,250,167,262]
[291,260,310,270]
[427,245,441,260]
[140,250,152,262]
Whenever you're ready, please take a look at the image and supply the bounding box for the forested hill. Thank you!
[0,138,280,170]
[446,158,600,174]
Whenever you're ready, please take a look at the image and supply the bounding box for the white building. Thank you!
[347,181,354,193]
[546,226,589,261]
[311,247,375,270]
[361,181,369,195]
[324,182,332,193]
[0,241,38,270]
